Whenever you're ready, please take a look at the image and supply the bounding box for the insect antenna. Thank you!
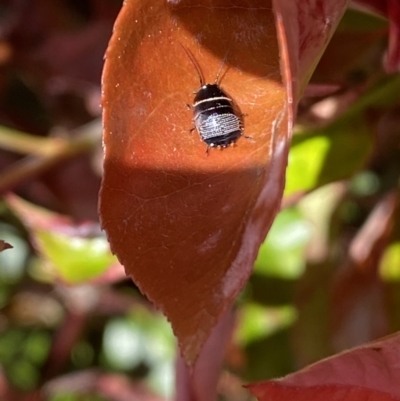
[180,44,205,86]
[214,50,230,85]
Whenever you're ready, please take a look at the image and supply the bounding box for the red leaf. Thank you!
[248,383,400,401]
[353,0,400,73]
[273,0,350,103]
[99,0,348,364]
[247,333,400,401]
[386,0,400,72]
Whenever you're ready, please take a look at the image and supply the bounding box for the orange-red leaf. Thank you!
[99,0,348,364]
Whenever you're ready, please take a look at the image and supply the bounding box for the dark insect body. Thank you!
[182,46,244,153]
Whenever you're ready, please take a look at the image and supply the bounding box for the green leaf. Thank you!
[380,242,400,281]
[255,208,311,279]
[37,230,117,283]
[285,76,400,196]
[236,303,297,346]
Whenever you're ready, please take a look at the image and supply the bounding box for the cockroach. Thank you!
[182,46,245,153]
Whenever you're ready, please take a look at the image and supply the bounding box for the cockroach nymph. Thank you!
[182,46,245,153]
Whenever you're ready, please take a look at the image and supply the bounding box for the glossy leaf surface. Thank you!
[100,0,286,364]
[100,0,348,364]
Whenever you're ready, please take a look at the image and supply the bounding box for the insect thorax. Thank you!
[194,84,227,102]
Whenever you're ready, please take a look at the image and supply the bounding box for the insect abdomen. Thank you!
[194,111,242,147]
